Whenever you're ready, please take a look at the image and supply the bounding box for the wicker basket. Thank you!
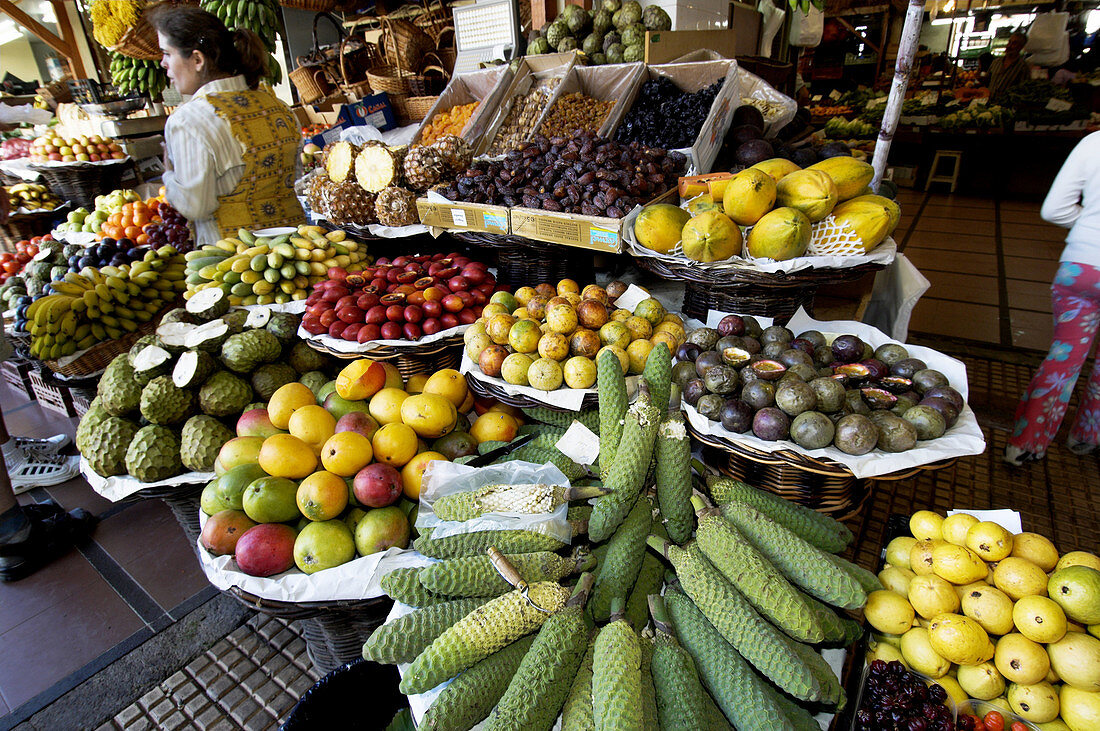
[0,212,56,253]
[42,304,171,377]
[414,0,453,41]
[379,17,435,74]
[290,13,347,104]
[403,95,439,122]
[111,0,198,61]
[466,371,598,412]
[27,159,134,209]
[366,66,415,97]
[305,336,462,378]
[633,254,886,324]
[281,0,338,10]
[290,65,334,105]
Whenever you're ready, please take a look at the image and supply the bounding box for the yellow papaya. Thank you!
[745,207,811,261]
[750,158,802,183]
[831,198,894,251]
[809,156,875,201]
[847,193,901,232]
[775,169,838,222]
[722,168,776,226]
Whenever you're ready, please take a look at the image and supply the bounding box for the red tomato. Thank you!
[983,711,1004,731]
[1010,724,1027,731]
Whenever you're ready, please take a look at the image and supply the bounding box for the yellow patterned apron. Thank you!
[206,86,302,239]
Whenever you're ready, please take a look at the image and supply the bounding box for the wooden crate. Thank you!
[29,372,77,418]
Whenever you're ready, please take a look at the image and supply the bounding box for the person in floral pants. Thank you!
[1006,132,1100,465]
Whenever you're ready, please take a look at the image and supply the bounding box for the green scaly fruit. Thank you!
[561,636,597,731]
[664,587,819,730]
[198,371,254,418]
[84,416,139,477]
[625,551,666,633]
[362,596,489,664]
[598,348,628,480]
[180,415,234,472]
[694,501,824,643]
[707,474,852,552]
[641,342,672,414]
[413,528,568,559]
[648,594,710,731]
[655,414,693,544]
[288,341,327,373]
[484,575,594,731]
[98,354,142,416]
[590,497,652,622]
[250,363,298,401]
[219,328,281,373]
[639,637,659,730]
[522,406,600,432]
[124,425,183,482]
[721,501,866,609]
[799,590,864,645]
[500,445,587,481]
[419,551,584,598]
[822,551,884,595]
[380,566,450,607]
[418,635,536,731]
[651,539,832,703]
[399,582,570,695]
[592,599,644,731]
[139,376,194,425]
[589,382,661,542]
[75,397,110,454]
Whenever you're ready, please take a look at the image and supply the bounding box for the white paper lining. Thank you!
[416,460,572,544]
[683,307,986,479]
[81,456,213,502]
[460,351,592,411]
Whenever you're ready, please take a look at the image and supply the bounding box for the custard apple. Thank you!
[603,0,621,11]
[125,425,182,482]
[582,33,603,56]
[199,371,253,417]
[251,363,298,401]
[85,417,140,477]
[180,415,234,472]
[289,341,327,374]
[529,37,551,55]
[642,5,671,31]
[299,371,329,398]
[99,354,142,417]
[160,308,197,325]
[76,397,111,454]
[221,309,249,334]
[546,20,568,49]
[558,36,578,52]
[621,23,645,47]
[266,312,300,343]
[220,329,281,373]
[139,376,195,425]
[603,31,621,51]
[623,43,644,62]
[127,335,159,367]
[593,9,613,34]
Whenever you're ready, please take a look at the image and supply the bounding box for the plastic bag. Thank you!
[789,6,824,48]
[416,460,573,544]
[757,0,786,57]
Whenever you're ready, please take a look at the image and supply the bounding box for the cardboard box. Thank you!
[644,31,740,64]
[416,198,510,234]
[411,66,513,147]
[617,59,740,174]
[307,93,396,148]
[475,53,579,158]
[510,189,677,253]
[533,62,646,139]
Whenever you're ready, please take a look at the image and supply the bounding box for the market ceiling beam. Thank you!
[834,16,881,55]
[0,0,86,78]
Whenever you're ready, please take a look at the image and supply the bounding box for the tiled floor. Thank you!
[2,188,1098,729]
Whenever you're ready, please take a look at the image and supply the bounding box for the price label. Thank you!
[868,96,887,109]
[920,92,938,106]
[970,97,989,107]
[828,89,842,101]
[613,283,652,311]
[556,421,600,466]
[450,207,468,227]
[1045,97,1073,112]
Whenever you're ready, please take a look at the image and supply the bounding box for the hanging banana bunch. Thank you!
[90,0,143,48]
[110,53,169,101]
[199,0,283,86]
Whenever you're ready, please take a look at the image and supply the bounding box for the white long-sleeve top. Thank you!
[1040,130,1100,270]
[162,75,250,248]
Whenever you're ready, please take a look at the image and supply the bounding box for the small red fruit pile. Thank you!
[0,235,48,282]
[958,711,1027,731]
[302,252,503,343]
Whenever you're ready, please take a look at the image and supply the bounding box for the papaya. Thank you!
[849,194,901,232]
[678,173,732,199]
[681,211,743,263]
[750,157,802,183]
[745,207,811,261]
[830,198,893,252]
[634,203,691,254]
[722,168,776,226]
[809,157,875,201]
[775,169,838,222]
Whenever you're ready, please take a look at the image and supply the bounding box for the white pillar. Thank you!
[870,0,925,191]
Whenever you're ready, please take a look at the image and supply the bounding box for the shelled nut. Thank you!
[486,80,560,157]
[538,93,616,139]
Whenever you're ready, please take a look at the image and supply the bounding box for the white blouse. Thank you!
[162,75,250,248]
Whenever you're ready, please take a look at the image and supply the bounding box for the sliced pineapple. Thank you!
[355,144,406,192]
[325,141,360,183]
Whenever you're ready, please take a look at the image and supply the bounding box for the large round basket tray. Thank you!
[0,212,57,253]
[634,255,886,323]
[450,231,590,288]
[27,159,134,209]
[690,422,957,522]
[465,370,598,412]
[305,335,461,378]
[226,590,392,674]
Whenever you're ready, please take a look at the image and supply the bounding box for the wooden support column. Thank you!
[531,0,557,32]
[0,0,87,78]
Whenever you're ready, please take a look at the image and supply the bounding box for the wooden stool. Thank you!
[926,150,963,192]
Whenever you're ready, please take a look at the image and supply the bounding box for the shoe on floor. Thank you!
[1067,436,1097,456]
[11,434,72,455]
[0,501,98,582]
[1003,445,1041,467]
[4,450,80,494]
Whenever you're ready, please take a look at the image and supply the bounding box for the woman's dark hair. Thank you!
[150,6,269,89]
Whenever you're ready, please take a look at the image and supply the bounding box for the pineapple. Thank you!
[305,173,330,217]
[355,144,406,192]
[325,179,377,227]
[324,141,361,183]
[374,186,418,227]
[403,146,445,191]
[430,134,473,175]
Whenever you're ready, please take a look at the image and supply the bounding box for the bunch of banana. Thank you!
[27,246,187,361]
[184,225,370,306]
[199,0,283,85]
[110,54,169,100]
[6,183,61,213]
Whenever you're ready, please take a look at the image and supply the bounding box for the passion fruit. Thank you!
[751,359,787,381]
[861,358,889,381]
[788,363,818,382]
[676,342,702,362]
[831,334,865,364]
[875,342,909,366]
[686,327,720,351]
[761,342,787,359]
[741,380,776,410]
[704,365,740,396]
[696,394,726,421]
[834,413,879,455]
[845,389,871,415]
[797,330,827,348]
[721,346,752,368]
[779,348,814,369]
[790,411,835,450]
[672,361,698,390]
[813,345,835,367]
[810,377,846,412]
[683,379,707,406]
[742,316,763,338]
[874,413,919,453]
[788,338,817,357]
[919,396,960,427]
[717,314,746,336]
[923,385,964,413]
[891,357,928,379]
[834,362,872,383]
[715,335,744,353]
[912,368,950,394]
[741,336,762,355]
[891,391,921,417]
[695,350,723,378]
[903,405,947,440]
[861,386,898,410]
[878,376,913,393]
[776,381,818,416]
[761,325,794,346]
[778,372,806,389]
[752,407,790,441]
[720,399,754,433]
